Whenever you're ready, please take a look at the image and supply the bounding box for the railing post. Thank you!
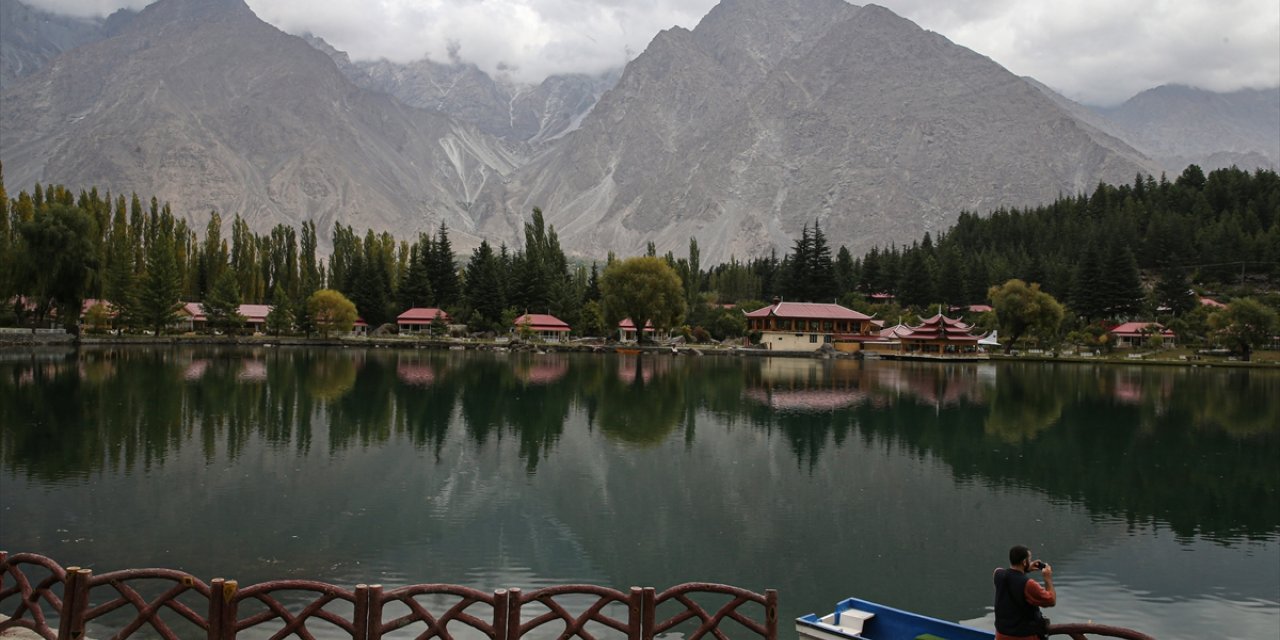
[505,588,521,640]
[640,587,656,640]
[208,578,225,640]
[764,589,778,640]
[353,584,373,640]
[493,589,509,640]
[57,567,90,640]
[219,579,238,640]
[627,587,643,640]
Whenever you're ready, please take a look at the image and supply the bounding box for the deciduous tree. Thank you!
[307,289,357,338]
[601,256,686,342]
[1209,298,1279,361]
[989,279,1065,353]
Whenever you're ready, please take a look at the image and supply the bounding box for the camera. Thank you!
[1032,560,1046,570]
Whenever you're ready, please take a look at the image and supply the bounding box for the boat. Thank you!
[615,347,642,355]
[797,598,994,640]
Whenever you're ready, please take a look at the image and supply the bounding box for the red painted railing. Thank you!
[0,552,776,640]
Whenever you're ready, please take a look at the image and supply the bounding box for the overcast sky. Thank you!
[28,0,1280,106]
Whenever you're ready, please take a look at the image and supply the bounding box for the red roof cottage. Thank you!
[513,313,571,342]
[397,308,450,334]
[617,318,656,342]
[744,301,879,352]
[1109,322,1176,348]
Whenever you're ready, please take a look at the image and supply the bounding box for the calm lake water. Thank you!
[1,347,1277,639]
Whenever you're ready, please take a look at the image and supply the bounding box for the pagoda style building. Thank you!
[887,314,990,359]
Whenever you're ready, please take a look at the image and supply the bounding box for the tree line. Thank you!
[1,163,1277,347]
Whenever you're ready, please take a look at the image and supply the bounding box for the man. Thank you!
[993,545,1055,640]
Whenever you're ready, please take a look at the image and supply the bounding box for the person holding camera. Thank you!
[993,545,1056,640]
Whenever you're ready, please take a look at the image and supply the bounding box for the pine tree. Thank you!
[103,200,137,329]
[834,246,855,297]
[465,240,505,333]
[1069,241,1107,321]
[427,223,460,307]
[808,221,837,301]
[137,219,182,335]
[265,284,294,335]
[204,268,244,334]
[399,242,432,310]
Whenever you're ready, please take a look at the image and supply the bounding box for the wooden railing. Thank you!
[1,552,777,640]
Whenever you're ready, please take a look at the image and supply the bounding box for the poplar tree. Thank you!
[137,218,182,335]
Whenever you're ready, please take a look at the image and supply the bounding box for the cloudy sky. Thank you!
[29,0,1280,106]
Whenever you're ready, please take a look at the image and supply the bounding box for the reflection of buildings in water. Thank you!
[238,359,267,382]
[184,359,210,381]
[616,355,672,384]
[744,386,866,411]
[396,362,436,387]
[514,356,569,385]
[747,359,869,411]
[1110,370,1173,407]
[866,363,993,408]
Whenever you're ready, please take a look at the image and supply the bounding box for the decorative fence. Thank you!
[0,552,778,640]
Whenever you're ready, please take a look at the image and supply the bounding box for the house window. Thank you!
[810,334,818,343]
[824,335,833,343]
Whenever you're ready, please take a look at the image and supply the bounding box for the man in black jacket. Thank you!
[993,545,1056,640]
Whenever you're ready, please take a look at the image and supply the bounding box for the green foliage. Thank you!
[137,215,183,335]
[1208,298,1280,361]
[203,268,244,334]
[266,289,294,336]
[464,240,505,333]
[601,256,686,342]
[307,289,357,338]
[16,203,99,329]
[988,279,1065,353]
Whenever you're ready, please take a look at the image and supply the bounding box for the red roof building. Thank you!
[744,301,879,352]
[617,318,656,342]
[176,302,273,333]
[397,308,450,333]
[514,313,572,342]
[892,314,989,358]
[1108,322,1176,348]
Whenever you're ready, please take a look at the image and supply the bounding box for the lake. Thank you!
[1,346,1277,639]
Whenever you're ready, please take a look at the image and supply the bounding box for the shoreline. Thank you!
[1,333,1277,368]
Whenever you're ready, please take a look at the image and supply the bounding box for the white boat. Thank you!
[797,598,994,640]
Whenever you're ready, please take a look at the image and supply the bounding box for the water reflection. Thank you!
[1,349,1277,543]
[1,347,1276,638]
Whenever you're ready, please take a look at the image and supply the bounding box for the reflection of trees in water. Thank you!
[982,372,1064,442]
[3,350,1276,538]
[304,350,358,401]
[597,356,684,446]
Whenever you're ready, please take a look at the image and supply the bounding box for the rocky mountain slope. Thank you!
[477,0,1158,262]
[1093,85,1279,172]
[0,0,519,246]
[11,0,1269,263]
[0,0,134,90]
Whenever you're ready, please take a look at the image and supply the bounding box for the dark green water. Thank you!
[1,347,1277,639]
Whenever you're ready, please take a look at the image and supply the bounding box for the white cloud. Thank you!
[22,0,1280,102]
[243,0,719,83]
[872,0,1280,105]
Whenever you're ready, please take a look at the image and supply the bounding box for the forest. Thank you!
[1,164,1277,346]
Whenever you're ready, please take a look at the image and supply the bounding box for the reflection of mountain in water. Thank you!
[1,348,1276,540]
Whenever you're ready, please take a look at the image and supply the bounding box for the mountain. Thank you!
[0,0,135,90]
[1093,85,1280,172]
[0,0,519,246]
[477,0,1158,263]
[304,35,619,147]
